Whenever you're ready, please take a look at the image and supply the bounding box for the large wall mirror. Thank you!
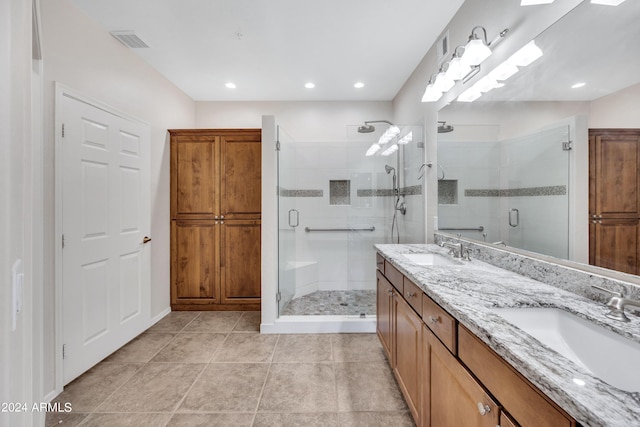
[437,0,640,275]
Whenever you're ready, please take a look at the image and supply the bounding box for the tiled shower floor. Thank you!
[280,290,377,316]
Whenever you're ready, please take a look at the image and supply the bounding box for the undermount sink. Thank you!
[493,307,640,392]
[402,253,462,266]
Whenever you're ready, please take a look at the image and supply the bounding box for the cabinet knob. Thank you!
[215,221,219,225]
[215,215,219,219]
[220,215,225,219]
[406,292,417,298]
[477,402,491,416]
[220,221,224,224]
[597,220,602,224]
[429,316,440,324]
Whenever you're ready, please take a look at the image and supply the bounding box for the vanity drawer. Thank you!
[376,253,385,273]
[384,261,404,292]
[402,277,423,316]
[422,294,457,354]
[458,325,575,427]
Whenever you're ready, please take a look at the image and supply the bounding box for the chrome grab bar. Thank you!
[304,226,375,232]
[439,226,484,232]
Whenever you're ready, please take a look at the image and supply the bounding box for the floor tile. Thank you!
[331,334,387,362]
[146,311,200,333]
[51,362,142,412]
[79,412,171,427]
[258,363,337,413]
[45,412,89,427]
[167,413,254,427]
[233,311,261,332]
[150,333,226,363]
[335,362,407,412]
[338,411,415,426]
[96,363,205,412]
[183,311,242,333]
[273,334,333,363]
[213,333,278,363]
[253,412,339,427]
[179,363,269,412]
[103,332,175,363]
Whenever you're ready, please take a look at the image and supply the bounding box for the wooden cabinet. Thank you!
[170,129,261,310]
[589,129,640,274]
[375,253,577,427]
[376,271,394,362]
[423,324,499,427]
[393,294,423,425]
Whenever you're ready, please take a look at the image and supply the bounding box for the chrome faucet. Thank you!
[439,241,463,258]
[592,285,640,322]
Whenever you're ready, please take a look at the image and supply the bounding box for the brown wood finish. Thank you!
[500,412,519,427]
[589,129,640,274]
[376,271,394,362]
[422,293,457,355]
[458,325,575,427]
[170,129,262,310]
[171,220,218,305]
[403,277,423,316]
[393,294,422,425]
[384,260,404,292]
[376,253,385,273]
[426,325,500,427]
[220,134,262,219]
[220,220,261,304]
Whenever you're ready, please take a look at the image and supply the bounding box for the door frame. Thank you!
[53,83,151,394]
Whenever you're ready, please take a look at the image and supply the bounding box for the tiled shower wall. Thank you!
[279,129,424,293]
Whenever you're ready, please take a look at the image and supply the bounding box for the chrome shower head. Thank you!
[437,121,454,133]
[358,124,376,133]
[385,165,395,174]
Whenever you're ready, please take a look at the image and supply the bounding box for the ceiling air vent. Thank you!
[110,31,149,49]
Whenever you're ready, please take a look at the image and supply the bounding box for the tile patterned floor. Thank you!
[47,311,414,427]
[280,290,377,316]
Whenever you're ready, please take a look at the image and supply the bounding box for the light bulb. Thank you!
[461,39,492,66]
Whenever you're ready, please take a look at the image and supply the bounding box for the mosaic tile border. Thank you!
[357,185,423,197]
[278,187,323,197]
[465,185,567,198]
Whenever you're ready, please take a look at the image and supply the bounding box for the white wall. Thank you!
[41,0,195,398]
[589,82,640,128]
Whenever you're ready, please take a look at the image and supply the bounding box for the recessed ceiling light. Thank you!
[225,82,236,89]
[571,82,586,89]
[354,82,365,89]
[591,0,626,5]
[304,82,315,89]
[520,0,554,5]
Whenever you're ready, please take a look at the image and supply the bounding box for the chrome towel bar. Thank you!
[439,226,484,232]
[304,226,375,232]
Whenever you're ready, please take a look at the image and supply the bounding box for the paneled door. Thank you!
[60,92,151,384]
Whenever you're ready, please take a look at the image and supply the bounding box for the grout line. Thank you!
[251,334,280,426]
[331,334,341,416]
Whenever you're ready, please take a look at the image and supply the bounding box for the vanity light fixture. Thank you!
[488,61,519,81]
[381,144,399,156]
[378,125,401,145]
[520,0,555,5]
[506,40,543,67]
[591,0,626,5]
[445,47,473,81]
[365,143,381,156]
[397,132,413,145]
[421,75,443,102]
[434,68,456,93]
[457,87,482,102]
[461,26,492,67]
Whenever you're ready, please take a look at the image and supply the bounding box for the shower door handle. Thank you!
[509,208,519,228]
[288,209,299,228]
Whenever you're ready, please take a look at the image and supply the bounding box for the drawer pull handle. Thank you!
[406,292,417,298]
[429,316,440,324]
[477,402,491,416]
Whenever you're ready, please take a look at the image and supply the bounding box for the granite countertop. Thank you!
[375,243,640,427]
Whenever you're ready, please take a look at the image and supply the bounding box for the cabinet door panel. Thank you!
[394,295,422,425]
[221,132,261,219]
[376,271,394,362]
[171,220,218,304]
[220,220,261,303]
[593,219,639,275]
[171,135,218,219]
[427,326,499,427]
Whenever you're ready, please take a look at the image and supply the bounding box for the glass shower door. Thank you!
[277,126,298,315]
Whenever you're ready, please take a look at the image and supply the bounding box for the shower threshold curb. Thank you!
[260,315,376,334]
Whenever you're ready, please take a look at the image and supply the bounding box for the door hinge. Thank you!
[62,234,65,249]
[562,141,572,151]
[62,344,67,359]
[62,123,65,138]
[275,140,281,151]
[276,292,281,303]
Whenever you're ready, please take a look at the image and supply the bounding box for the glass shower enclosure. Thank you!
[276,124,424,320]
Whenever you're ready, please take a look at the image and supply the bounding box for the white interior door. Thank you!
[60,93,151,384]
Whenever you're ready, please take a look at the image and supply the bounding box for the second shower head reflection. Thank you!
[385,165,395,174]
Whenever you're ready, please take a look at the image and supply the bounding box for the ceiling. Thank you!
[481,0,640,102]
[70,0,464,102]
